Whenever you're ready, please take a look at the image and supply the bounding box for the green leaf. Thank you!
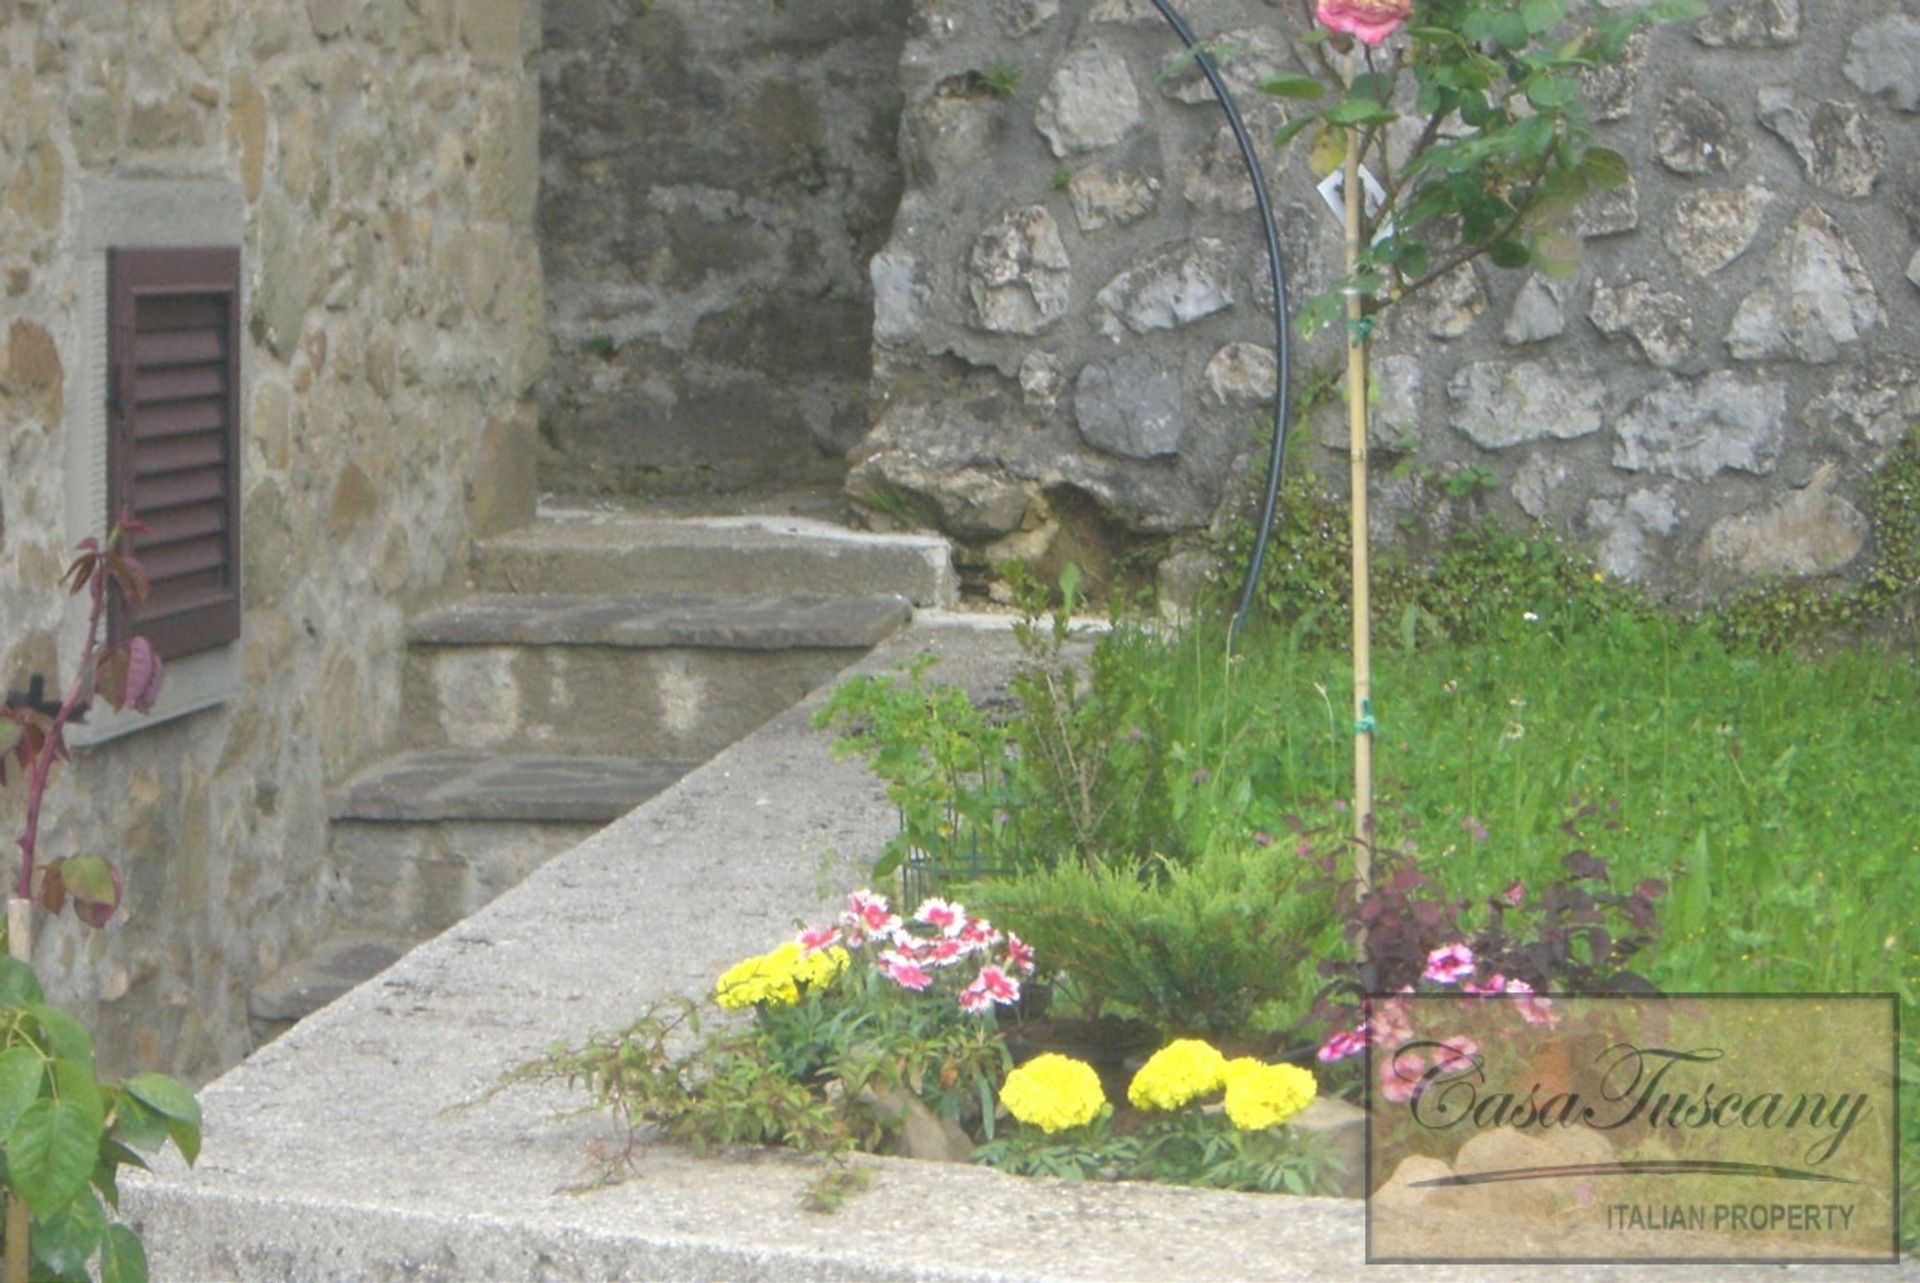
[101,1223,149,1283]
[1525,74,1579,109]
[0,1044,45,1137]
[31,1188,105,1280]
[1488,239,1532,269]
[1521,0,1566,34]
[1257,75,1324,100]
[1580,146,1630,188]
[0,956,44,1007]
[1530,230,1584,278]
[124,1073,199,1127]
[7,1093,101,1217]
[1324,98,1397,126]
[165,1114,201,1166]
[1271,114,1318,152]
[109,1093,168,1153]
[1463,9,1529,49]
[1349,72,1395,104]
[57,857,116,908]
[1646,0,1708,20]
[28,1004,95,1072]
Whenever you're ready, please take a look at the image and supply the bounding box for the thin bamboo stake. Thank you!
[5,898,29,1283]
[1343,104,1375,897]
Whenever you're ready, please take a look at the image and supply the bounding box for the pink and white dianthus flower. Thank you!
[879,950,933,991]
[1504,977,1559,1027]
[1379,1051,1428,1104]
[840,889,902,944]
[914,898,967,936]
[959,964,1020,1013]
[1433,1035,1481,1073]
[1367,998,1414,1050]
[1423,943,1477,985]
[797,925,842,955]
[1317,1027,1369,1063]
[1005,932,1036,974]
[956,917,1002,954]
[921,936,967,967]
[1462,972,1507,995]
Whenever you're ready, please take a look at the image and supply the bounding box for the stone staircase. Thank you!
[248,505,955,1042]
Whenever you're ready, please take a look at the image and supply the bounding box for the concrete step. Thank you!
[400,593,911,757]
[469,508,958,607]
[247,932,406,1044]
[326,750,692,939]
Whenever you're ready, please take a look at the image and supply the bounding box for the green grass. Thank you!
[1217,609,1917,1243]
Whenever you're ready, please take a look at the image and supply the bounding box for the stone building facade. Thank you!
[849,0,1920,601]
[535,0,910,494]
[0,0,543,1079]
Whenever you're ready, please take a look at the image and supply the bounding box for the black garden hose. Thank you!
[1148,0,1296,645]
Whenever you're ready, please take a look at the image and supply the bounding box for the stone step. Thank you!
[469,507,958,607]
[400,593,910,757]
[331,749,691,823]
[247,932,407,1045]
[325,750,693,940]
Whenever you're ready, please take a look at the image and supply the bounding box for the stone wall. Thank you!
[856,0,1920,602]
[535,0,910,494]
[0,0,543,1080]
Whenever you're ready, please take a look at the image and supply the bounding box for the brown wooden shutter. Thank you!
[107,247,242,660]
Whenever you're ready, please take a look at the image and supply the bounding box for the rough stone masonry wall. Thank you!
[856,0,1920,602]
[0,0,544,1080]
[536,0,909,494]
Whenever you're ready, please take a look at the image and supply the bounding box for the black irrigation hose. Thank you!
[1149,0,1294,646]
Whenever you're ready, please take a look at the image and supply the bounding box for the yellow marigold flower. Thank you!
[1222,1056,1263,1088]
[1127,1039,1228,1111]
[1223,1062,1317,1131]
[1002,1054,1107,1134]
[793,943,851,989]
[714,950,800,1009]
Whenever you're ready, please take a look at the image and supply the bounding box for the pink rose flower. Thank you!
[1315,0,1412,48]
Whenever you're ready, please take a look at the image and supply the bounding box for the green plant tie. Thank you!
[1353,699,1376,736]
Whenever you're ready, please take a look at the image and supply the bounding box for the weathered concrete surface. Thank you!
[331,750,694,823]
[125,619,1918,1281]
[409,592,913,651]
[469,505,960,606]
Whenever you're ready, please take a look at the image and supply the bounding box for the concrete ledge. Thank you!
[408,593,914,651]
[332,750,695,822]
[127,620,1915,1282]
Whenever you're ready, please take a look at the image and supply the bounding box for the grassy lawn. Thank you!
[1217,611,1918,1239]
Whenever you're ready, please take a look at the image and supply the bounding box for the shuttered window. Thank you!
[107,247,242,660]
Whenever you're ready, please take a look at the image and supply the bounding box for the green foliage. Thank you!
[973,1107,1343,1195]
[1713,426,1920,652]
[962,843,1335,1037]
[978,61,1020,97]
[1271,0,1705,335]
[1220,460,1647,652]
[492,967,1011,1207]
[0,957,198,1283]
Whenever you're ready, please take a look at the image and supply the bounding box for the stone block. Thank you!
[1075,352,1183,460]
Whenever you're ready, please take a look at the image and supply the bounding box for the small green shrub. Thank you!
[963,841,1336,1038]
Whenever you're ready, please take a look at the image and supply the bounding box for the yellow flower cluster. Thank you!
[1127,1038,1228,1111]
[1223,1061,1317,1131]
[714,942,849,1010]
[1001,1053,1108,1133]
